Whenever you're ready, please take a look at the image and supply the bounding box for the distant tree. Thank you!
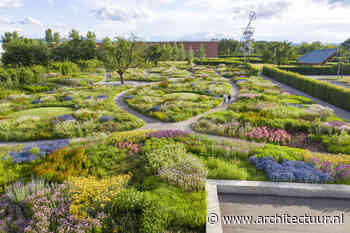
[2,31,20,45]
[45,28,53,44]
[179,43,186,61]
[69,29,80,41]
[161,44,172,61]
[171,43,180,61]
[102,35,142,85]
[187,46,194,64]
[1,38,49,66]
[145,44,163,66]
[342,38,350,51]
[197,43,206,62]
[53,32,60,44]
[218,39,240,56]
[102,36,113,48]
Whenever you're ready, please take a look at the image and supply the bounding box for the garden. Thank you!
[124,66,232,122]
[0,85,144,141]
[1,35,350,232]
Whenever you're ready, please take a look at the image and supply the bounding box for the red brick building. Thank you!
[151,41,218,58]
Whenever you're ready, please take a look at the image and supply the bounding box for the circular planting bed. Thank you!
[8,107,74,119]
[0,86,144,141]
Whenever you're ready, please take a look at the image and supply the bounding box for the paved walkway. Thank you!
[3,71,350,148]
[220,193,350,233]
[261,74,350,121]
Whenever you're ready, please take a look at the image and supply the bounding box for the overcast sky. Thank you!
[0,0,350,43]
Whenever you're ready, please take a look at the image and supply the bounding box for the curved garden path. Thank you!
[3,69,350,148]
[261,74,350,121]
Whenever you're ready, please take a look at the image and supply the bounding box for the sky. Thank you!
[0,0,350,43]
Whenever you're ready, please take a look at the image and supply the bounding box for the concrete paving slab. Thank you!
[219,194,350,233]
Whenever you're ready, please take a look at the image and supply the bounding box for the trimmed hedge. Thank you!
[262,65,350,111]
[194,58,243,66]
[278,64,350,75]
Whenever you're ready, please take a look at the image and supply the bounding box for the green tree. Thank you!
[197,43,206,62]
[102,35,142,85]
[45,28,53,44]
[187,46,194,64]
[145,44,163,66]
[171,43,179,61]
[53,32,60,44]
[179,43,186,61]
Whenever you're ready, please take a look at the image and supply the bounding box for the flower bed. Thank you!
[0,86,144,141]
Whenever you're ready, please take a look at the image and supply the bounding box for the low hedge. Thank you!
[278,64,350,75]
[194,58,243,66]
[262,65,350,111]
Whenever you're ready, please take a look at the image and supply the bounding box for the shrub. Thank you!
[245,127,291,145]
[5,178,54,203]
[262,65,350,111]
[33,147,91,182]
[108,130,152,144]
[159,80,169,88]
[253,144,310,162]
[249,156,333,183]
[108,188,165,233]
[158,154,207,192]
[24,183,101,233]
[147,130,189,139]
[68,175,130,218]
[145,143,188,172]
[321,132,350,154]
[48,61,80,75]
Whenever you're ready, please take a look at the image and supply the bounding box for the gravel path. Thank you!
[261,74,350,122]
[306,75,350,89]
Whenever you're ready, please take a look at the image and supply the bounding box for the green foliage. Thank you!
[144,142,188,172]
[29,147,41,156]
[107,188,165,233]
[204,157,267,181]
[263,65,350,111]
[48,61,80,75]
[278,64,350,75]
[321,132,350,154]
[2,37,50,67]
[85,144,128,177]
[253,144,309,162]
[33,146,91,182]
[145,184,206,232]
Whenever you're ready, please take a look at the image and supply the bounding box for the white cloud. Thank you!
[0,0,21,9]
[92,6,152,22]
[17,16,43,26]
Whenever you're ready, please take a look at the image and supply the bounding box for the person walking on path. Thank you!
[228,94,232,104]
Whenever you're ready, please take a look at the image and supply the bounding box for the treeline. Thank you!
[218,39,349,65]
[1,29,207,67]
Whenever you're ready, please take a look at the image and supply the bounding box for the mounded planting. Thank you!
[124,66,232,122]
[0,86,144,141]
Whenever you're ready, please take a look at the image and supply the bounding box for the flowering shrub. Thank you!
[108,130,153,144]
[309,158,350,183]
[249,156,333,183]
[147,130,189,139]
[0,193,30,233]
[158,154,207,192]
[245,127,291,145]
[5,178,55,203]
[33,147,91,182]
[68,175,130,218]
[115,141,141,154]
[24,184,101,233]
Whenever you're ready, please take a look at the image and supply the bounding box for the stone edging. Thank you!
[206,179,350,233]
